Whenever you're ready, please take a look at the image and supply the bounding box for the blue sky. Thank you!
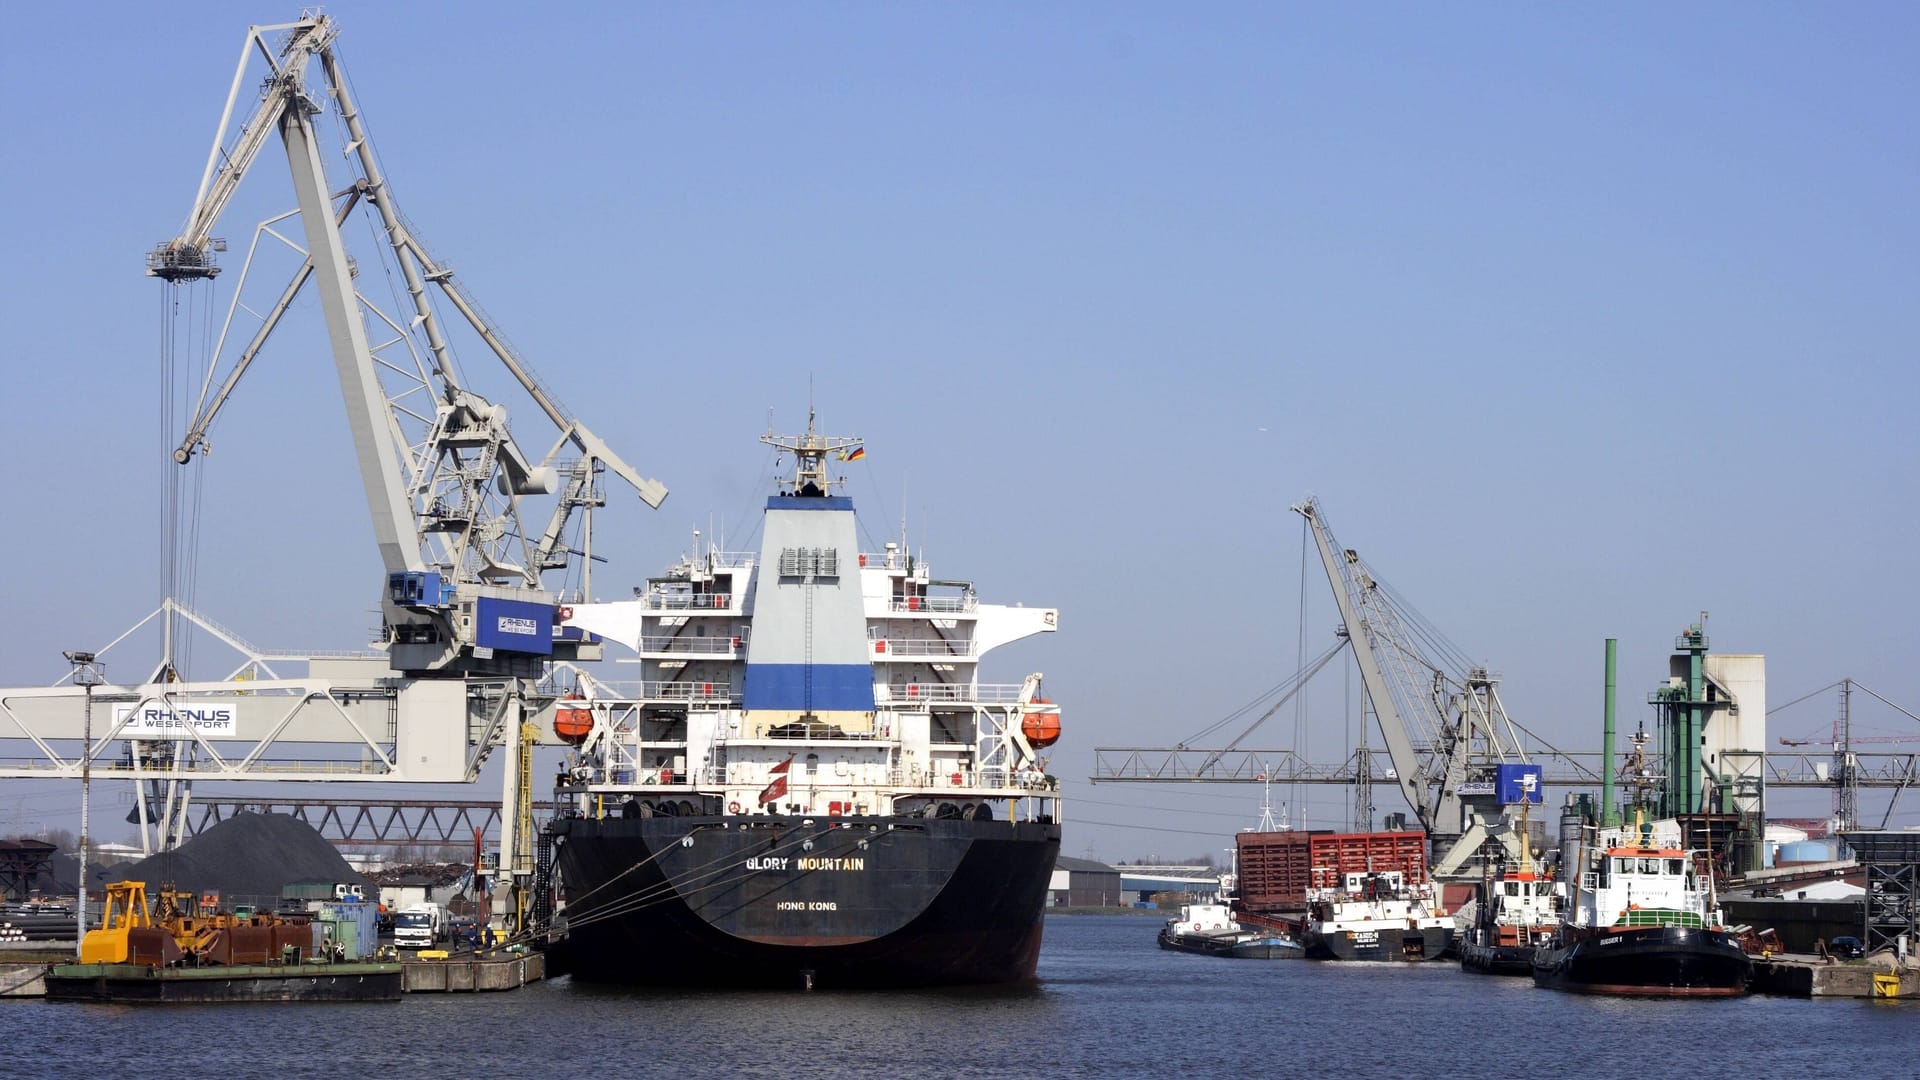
[2,3,1915,857]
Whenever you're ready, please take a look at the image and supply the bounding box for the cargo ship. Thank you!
[542,415,1063,989]
[1233,828,1452,962]
[1530,814,1751,997]
[1158,902,1302,960]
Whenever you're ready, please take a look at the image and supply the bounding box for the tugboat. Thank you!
[543,413,1064,989]
[1158,902,1302,960]
[1301,869,1454,962]
[1530,812,1751,997]
[1461,811,1563,976]
[1460,869,1562,975]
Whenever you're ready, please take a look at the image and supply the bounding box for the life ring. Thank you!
[728,800,743,814]
[557,605,574,621]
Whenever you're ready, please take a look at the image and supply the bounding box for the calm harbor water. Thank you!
[17,914,1920,1079]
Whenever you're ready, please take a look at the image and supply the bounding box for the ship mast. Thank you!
[761,407,862,497]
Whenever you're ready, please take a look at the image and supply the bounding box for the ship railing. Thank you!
[638,636,740,655]
[887,596,975,614]
[880,682,1026,703]
[675,764,1042,792]
[588,680,733,702]
[868,638,975,658]
[706,550,756,568]
[643,592,733,611]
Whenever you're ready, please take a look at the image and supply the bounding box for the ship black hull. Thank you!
[549,813,1059,989]
[1460,939,1534,976]
[1303,925,1454,963]
[1531,925,1752,997]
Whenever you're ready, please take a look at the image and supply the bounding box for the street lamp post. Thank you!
[64,650,103,959]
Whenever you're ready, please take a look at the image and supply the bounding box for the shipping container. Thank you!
[1233,830,1429,915]
[318,900,380,960]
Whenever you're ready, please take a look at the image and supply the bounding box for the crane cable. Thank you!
[556,822,831,935]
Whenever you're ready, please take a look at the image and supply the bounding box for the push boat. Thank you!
[542,416,1065,989]
[1158,903,1302,960]
[44,881,401,1003]
[1530,815,1751,997]
[1301,870,1454,963]
[1460,814,1563,976]
[1459,871,1562,976]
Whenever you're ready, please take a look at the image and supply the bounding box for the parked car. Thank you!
[1830,936,1866,959]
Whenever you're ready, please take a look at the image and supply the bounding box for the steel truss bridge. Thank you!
[181,798,560,850]
[1092,747,1920,789]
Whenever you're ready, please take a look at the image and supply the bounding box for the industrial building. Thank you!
[1049,857,1121,908]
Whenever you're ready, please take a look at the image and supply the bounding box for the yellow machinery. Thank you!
[152,883,225,956]
[79,881,156,963]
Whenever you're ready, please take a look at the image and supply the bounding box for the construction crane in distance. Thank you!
[1770,678,1920,832]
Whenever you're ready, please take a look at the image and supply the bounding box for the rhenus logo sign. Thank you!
[111,702,238,739]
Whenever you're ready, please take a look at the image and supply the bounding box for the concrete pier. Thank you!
[0,944,68,998]
[401,950,545,993]
[1750,954,1918,998]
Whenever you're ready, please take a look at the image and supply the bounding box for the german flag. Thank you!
[840,445,866,462]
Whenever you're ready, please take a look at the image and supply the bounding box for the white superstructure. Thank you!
[552,415,1063,825]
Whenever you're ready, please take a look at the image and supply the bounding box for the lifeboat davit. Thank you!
[1020,700,1061,748]
[554,694,593,745]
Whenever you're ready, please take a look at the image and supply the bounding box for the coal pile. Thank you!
[95,813,368,908]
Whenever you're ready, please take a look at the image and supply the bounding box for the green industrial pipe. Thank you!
[1602,638,1617,827]
[1688,628,1707,814]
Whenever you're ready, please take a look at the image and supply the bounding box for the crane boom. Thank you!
[1292,498,1433,832]
[149,20,317,281]
[277,64,423,576]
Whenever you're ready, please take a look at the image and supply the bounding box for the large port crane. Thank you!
[1092,497,1541,876]
[150,14,664,675]
[1289,497,1533,871]
[0,15,663,921]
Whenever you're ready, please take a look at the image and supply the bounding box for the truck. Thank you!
[392,902,447,949]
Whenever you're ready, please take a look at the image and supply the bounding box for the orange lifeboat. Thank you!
[554,694,593,745]
[1021,700,1061,748]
